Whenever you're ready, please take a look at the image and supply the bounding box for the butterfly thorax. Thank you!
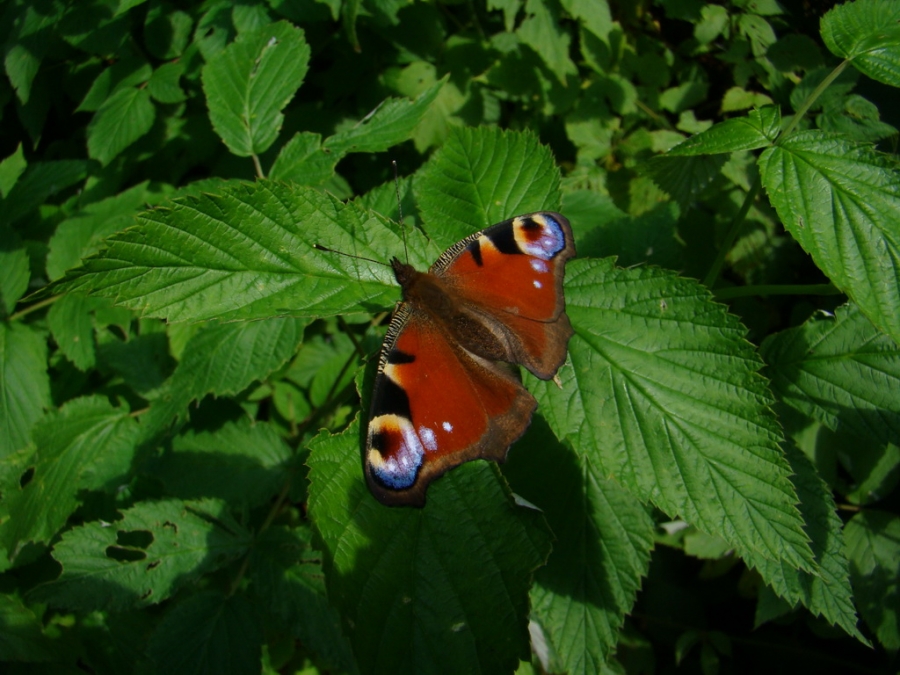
[390,257,511,363]
[391,257,454,315]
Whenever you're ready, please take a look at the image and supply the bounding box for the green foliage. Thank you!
[1,0,899,674]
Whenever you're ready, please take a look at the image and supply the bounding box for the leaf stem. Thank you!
[713,283,841,299]
[781,59,849,139]
[702,176,762,289]
[8,295,60,322]
[251,153,265,179]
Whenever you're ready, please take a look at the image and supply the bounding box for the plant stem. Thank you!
[781,59,849,139]
[8,295,60,322]
[702,176,762,289]
[252,153,265,178]
[713,283,841,299]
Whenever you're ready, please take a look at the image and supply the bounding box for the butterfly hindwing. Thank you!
[365,211,575,506]
[365,305,536,507]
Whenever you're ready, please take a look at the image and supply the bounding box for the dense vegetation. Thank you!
[1,0,898,673]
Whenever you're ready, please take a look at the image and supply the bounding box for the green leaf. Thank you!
[539,259,815,571]
[416,127,561,249]
[503,417,655,673]
[666,106,781,156]
[48,183,412,322]
[0,160,90,225]
[821,0,900,88]
[148,591,262,675]
[249,526,358,673]
[86,87,156,167]
[202,21,310,157]
[30,499,250,612]
[269,131,338,184]
[759,131,900,344]
[748,444,866,643]
[1,396,139,560]
[143,316,306,434]
[307,421,552,675]
[0,323,50,460]
[47,293,99,370]
[147,62,187,104]
[0,143,27,198]
[323,78,445,157]
[4,2,64,105]
[845,510,900,650]
[76,56,153,113]
[517,0,577,84]
[149,419,292,508]
[0,592,55,662]
[144,4,193,59]
[0,225,30,316]
[46,181,148,281]
[762,304,900,449]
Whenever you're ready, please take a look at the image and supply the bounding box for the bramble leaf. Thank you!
[202,21,310,157]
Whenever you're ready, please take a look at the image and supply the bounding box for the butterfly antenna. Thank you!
[313,244,388,267]
[393,160,408,263]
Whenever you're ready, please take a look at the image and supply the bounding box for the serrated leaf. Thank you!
[666,107,781,156]
[46,181,149,281]
[143,316,306,435]
[747,444,866,643]
[0,225,30,316]
[323,78,445,157]
[416,127,561,249]
[762,303,900,449]
[249,526,358,673]
[503,417,655,673]
[307,421,552,675]
[30,499,250,612]
[47,293,98,370]
[821,0,900,88]
[0,160,90,225]
[0,323,50,460]
[845,510,900,650]
[202,21,310,157]
[87,87,156,167]
[538,259,815,571]
[269,131,338,184]
[148,591,261,675]
[150,419,291,508]
[1,396,139,560]
[47,182,415,322]
[759,131,900,344]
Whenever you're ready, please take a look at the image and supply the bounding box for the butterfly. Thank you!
[365,212,576,506]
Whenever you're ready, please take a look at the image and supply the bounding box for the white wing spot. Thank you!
[419,426,438,452]
[442,421,453,433]
[530,259,549,274]
[533,279,543,289]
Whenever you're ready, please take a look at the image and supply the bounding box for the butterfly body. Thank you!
[365,212,575,506]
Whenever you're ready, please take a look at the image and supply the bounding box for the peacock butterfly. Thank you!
[365,212,575,506]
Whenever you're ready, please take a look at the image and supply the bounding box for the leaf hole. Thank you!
[116,529,154,549]
[19,467,35,488]
[105,546,146,563]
